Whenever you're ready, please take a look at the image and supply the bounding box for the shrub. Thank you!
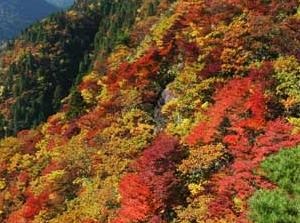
[249,146,300,223]
[273,56,300,107]
[249,190,300,223]
[260,146,300,194]
[113,133,183,223]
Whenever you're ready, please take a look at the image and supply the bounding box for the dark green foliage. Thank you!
[249,146,300,223]
[0,114,8,138]
[0,1,101,134]
[249,189,300,223]
[93,0,142,58]
[147,2,156,16]
[66,0,163,120]
[261,146,300,194]
[0,0,164,134]
[66,90,86,120]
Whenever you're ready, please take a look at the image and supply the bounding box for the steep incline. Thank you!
[0,1,100,136]
[0,1,299,223]
[0,0,168,137]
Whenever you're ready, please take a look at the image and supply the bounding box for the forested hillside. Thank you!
[0,0,169,137]
[0,0,299,223]
[0,0,59,42]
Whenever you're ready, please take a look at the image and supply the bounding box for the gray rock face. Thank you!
[161,88,175,104]
[154,88,175,130]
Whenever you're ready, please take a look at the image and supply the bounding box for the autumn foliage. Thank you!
[0,0,299,222]
[186,64,271,145]
[112,133,182,223]
[7,190,50,223]
[185,64,300,221]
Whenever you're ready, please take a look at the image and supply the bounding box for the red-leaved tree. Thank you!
[112,133,183,223]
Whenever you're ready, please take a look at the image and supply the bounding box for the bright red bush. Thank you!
[184,62,300,221]
[114,174,153,223]
[207,119,300,221]
[23,191,49,218]
[186,63,272,145]
[186,76,252,144]
[104,49,161,94]
[112,133,182,223]
[18,171,30,183]
[7,190,50,223]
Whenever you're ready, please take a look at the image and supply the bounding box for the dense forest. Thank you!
[0,0,299,223]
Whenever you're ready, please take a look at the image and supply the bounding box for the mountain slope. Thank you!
[0,1,299,223]
[0,0,102,136]
[0,0,59,42]
[0,0,166,137]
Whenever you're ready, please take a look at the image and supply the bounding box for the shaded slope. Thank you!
[0,0,167,137]
[0,1,102,136]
